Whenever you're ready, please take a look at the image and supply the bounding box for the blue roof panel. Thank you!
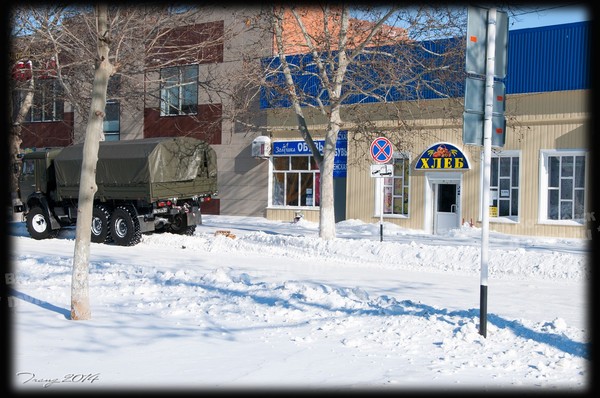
[261,21,590,109]
[507,21,590,94]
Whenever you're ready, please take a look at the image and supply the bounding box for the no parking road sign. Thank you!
[370,137,393,164]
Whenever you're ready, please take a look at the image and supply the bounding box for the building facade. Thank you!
[12,10,591,239]
[262,22,591,239]
[15,6,275,217]
[14,6,364,219]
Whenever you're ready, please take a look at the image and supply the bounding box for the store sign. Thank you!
[415,142,470,170]
[272,131,348,177]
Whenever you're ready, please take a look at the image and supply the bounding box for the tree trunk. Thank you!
[71,4,112,321]
[319,106,342,240]
[318,143,336,240]
[10,77,34,205]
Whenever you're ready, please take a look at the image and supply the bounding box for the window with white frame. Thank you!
[375,154,410,216]
[490,151,520,220]
[540,150,587,223]
[271,155,320,207]
[160,64,198,116]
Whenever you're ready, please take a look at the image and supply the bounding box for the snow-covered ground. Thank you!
[7,215,590,391]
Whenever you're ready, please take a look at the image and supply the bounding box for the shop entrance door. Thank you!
[434,182,460,234]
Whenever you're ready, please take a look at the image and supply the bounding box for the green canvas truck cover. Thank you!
[53,137,217,201]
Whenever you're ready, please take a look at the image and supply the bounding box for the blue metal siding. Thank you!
[261,38,464,109]
[507,22,590,94]
[261,21,590,108]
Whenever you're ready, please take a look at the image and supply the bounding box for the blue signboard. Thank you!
[415,142,470,170]
[272,131,347,178]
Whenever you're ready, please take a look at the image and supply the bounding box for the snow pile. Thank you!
[8,215,590,391]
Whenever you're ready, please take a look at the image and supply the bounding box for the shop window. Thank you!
[374,155,410,217]
[160,64,198,116]
[540,150,587,224]
[271,155,320,207]
[490,151,520,221]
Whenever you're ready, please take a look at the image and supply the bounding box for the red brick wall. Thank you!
[143,104,222,145]
[276,7,408,55]
[146,21,224,67]
[20,111,74,149]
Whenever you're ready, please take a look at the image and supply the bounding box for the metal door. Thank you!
[434,183,460,234]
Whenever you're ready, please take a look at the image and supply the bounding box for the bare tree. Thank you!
[8,8,49,202]
[257,4,466,239]
[9,4,258,319]
[71,4,114,320]
[8,66,34,203]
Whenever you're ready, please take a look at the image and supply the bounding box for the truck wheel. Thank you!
[183,225,196,236]
[91,205,111,244]
[26,206,57,240]
[110,206,141,246]
[167,214,196,236]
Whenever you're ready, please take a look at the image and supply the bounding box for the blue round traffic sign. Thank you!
[370,137,393,163]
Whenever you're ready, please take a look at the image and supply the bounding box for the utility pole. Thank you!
[464,6,508,338]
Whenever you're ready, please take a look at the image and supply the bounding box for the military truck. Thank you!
[15,137,218,246]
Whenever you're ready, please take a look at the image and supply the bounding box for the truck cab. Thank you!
[16,148,61,211]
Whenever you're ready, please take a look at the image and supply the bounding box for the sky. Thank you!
[6,214,590,393]
[507,3,591,29]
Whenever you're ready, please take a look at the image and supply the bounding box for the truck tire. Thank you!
[110,206,141,246]
[167,214,196,236]
[26,206,58,240]
[91,205,111,244]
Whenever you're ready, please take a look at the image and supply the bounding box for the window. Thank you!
[22,160,35,175]
[375,154,410,216]
[271,156,320,207]
[103,101,120,141]
[490,151,520,220]
[540,151,587,224]
[14,79,64,122]
[160,65,198,116]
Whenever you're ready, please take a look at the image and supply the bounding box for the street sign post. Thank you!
[465,6,508,339]
[466,5,508,78]
[370,164,394,177]
[370,137,393,164]
[370,137,394,242]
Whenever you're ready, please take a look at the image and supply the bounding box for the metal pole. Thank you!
[380,178,384,242]
[480,7,497,338]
